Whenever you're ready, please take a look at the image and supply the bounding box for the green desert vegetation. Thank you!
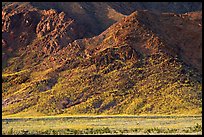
[2,116,202,135]
[2,50,202,116]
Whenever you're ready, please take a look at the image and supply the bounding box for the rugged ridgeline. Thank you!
[2,3,202,116]
[2,2,202,37]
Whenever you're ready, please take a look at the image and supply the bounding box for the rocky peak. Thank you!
[2,3,86,67]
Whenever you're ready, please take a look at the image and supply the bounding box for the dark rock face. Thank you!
[2,3,86,68]
[92,45,140,69]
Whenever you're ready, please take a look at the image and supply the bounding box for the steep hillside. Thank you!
[2,3,202,116]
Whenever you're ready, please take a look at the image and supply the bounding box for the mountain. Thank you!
[2,2,202,116]
[2,2,202,37]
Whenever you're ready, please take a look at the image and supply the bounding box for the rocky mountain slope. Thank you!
[2,2,202,116]
[2,2,202,37]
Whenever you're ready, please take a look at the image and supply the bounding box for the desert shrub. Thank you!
[183,123,202,133]
[8,128,14,135]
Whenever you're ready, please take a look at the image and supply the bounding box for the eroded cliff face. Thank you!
[2,4,39,66]
[2,2,202,116]
[2,3,86,69]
